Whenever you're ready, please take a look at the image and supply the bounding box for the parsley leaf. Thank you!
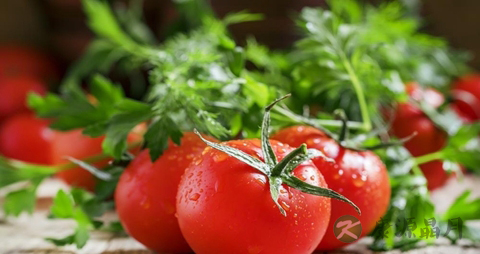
[46,188,114,248]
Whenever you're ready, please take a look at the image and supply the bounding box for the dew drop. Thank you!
[288,191,293,199]
[213,152,229,162]
[333,169,344,180]
[353,174,367,187]
[297,175,307,181]
[361,174,368,181]
[280,201,290,212]
[189,193,201,201]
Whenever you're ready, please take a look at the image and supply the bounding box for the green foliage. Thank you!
[30,0,273,160]
[46,190,96,248]
[289,0,469,127]
[46,187,117,248]
[3,180,41,216]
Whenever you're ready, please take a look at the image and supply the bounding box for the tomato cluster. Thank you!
[114,121,390,253]
[385,78,480,190]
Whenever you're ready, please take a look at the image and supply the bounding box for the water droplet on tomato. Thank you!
[189,193,200,201]
[194,157,203,165]
[333,169,344,180]
[202,148,209,155]
[213,152,229,162]
[288,191,293,199]
[280,201,290,212]
[353,173,367,187]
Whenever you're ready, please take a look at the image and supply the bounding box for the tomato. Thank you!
[54,125,144,191]
[0,76,47,121]
[0,113,53,164]
[176,139,331,254]
[272,126,390,250]
[115,132,215,253]
[0,113,142,191]
[0,46,58,81]
[451,74,480,122]
[53,130,107,191]
[388,83,451,190]
[420,160,450,190]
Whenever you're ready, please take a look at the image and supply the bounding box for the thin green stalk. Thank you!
[414,151,443,166]
[272,107,364,130]
[340,54,372,132]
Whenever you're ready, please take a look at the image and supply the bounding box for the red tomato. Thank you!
[388,83,451,190]
[272,126,390,250]
[0,77,46,121]
[0,46,58,81]
[115,132,215,253]
[176,139,331,254]
[420,160,450,190]
[54,124,144,191]
[0,113,54,164]
[53,130,107,191]
[0,113,143,191]
[451,74,480,122]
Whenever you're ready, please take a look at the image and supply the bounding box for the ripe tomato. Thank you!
[420,160,451,190]
[451,74,480,122]
[272,126,390,250]
[53,130,107,191]
[0,113,142,191]
[0,76,47,121]
[0,46,58,81]
[0,113,53,164]
[115,132,215,253]
[176,139,332,254]
[388,83,451,190]
[54,123,144,191]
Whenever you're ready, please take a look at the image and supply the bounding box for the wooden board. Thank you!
[1,177,480,254]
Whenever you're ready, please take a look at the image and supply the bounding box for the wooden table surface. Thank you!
[1,176,480,254]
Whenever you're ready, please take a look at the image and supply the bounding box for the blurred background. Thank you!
[0,0,479,74]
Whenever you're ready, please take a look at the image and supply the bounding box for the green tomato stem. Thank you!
[272,107,364,130]
[413,151,443,166]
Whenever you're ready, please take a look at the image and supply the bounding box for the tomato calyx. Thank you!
[195,95,360,216]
